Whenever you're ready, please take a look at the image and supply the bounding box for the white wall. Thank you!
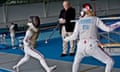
[7,3,45,21]
[0,7,4,23]
[0,0,120,28]
[47,1,63,17]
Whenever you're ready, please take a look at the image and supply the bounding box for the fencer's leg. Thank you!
[90,44,114,72]
[11,35,16,49]
[13,54,30,72]
[31,40,36,48]
[13,65,19,72]
[72,49,84,72]
[28,48,56,72]
[105,59,114,72]
[11,37,15,46]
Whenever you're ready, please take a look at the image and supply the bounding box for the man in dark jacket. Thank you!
[59,1,76,57]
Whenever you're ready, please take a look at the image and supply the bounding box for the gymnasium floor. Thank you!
[0,20,120,72]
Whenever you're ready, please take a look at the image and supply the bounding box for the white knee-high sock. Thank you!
[72,61,80,72]
[105,59,114,72]
[11,37,15,47]
[16,56,29,67]
[39,58,50,72]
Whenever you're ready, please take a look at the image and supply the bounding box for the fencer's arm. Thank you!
[97,18,120,32]
[31,26,39,32]
[27,23,39,32]
[64,22,79,42]
[23,30,32,46]
[10,25,14,30]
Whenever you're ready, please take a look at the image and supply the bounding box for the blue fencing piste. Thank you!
[0,44,9,49]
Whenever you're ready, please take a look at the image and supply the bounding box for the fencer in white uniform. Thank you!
[64,3,120,72]
[13,16,56,72]
[9,23,16,48]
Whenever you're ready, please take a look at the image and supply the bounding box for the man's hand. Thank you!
[59,18,66,24]
[64,37,70,42]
